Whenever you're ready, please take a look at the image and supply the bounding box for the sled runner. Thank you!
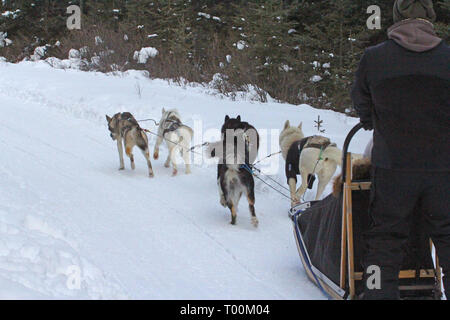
[290,123,443,300]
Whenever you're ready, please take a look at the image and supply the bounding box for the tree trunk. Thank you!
[339,18,343,69]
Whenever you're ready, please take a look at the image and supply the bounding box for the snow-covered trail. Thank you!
[0,60,371,299]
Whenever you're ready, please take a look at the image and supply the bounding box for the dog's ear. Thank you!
[106,115,111,122]
[237,115,241,122]
[225,115,230,122]
[162,107,166,115]
[283,120,290,130]
[298,122,303,130]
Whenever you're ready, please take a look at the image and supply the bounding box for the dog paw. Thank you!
[149,172,154,178]
[251,217,259,228]
[153,152,159,160]
[291,200,300,208]
[118,167,125,171]
[164,162,170,168]
[172,169,178,176]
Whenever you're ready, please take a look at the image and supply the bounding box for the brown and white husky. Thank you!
[106,112,154,177]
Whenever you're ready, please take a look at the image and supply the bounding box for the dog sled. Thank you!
[290,123,443,300]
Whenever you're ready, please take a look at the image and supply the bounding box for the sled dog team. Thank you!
[106,109,361,227]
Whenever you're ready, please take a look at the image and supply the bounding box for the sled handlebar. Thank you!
[341,123,364,182]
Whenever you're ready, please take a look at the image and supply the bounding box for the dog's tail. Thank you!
[322,145,343,167]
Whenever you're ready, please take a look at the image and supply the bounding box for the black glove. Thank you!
[361,120,373,131]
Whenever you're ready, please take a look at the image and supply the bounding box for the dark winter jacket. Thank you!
[351,19,449,171]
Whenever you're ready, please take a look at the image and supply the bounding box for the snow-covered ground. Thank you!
[0,59,372,299]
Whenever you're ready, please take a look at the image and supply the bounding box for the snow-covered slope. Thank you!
[0,60,372,299]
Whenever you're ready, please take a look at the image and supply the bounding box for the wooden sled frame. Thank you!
[339,123,443,300]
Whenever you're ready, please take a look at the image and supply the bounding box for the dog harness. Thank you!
[118,112,143,137]
[285,138,309,184]
[162,119,181,136]
[285,136,334,185]
[161,112,183,137]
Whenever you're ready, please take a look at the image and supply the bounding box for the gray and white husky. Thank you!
[106,112,154,177]
[153,108,193,176]
[279,120,362,205]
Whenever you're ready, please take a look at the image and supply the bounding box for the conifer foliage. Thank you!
[1,0,448,113]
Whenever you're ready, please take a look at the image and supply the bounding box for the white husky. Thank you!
[279,120,362,205]
[153,108,193,176]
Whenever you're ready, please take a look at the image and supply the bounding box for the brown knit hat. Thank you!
[393,0,436,23]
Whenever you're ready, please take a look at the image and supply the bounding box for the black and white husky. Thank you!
[207,115,260,227]
[106,112,154,177]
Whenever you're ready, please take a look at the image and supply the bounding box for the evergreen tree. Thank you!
[1,0,448,112]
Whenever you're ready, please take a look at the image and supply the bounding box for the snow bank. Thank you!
[0,59,371,299]
[310,75,323,82]
[235,40,247,50]
[0,32,12,47]
[198,12,211,19]
[0,210,126,299]
[133,47,159,64]
[30,46,48,61]
[68,49,81,59]
[1,9,20,19]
